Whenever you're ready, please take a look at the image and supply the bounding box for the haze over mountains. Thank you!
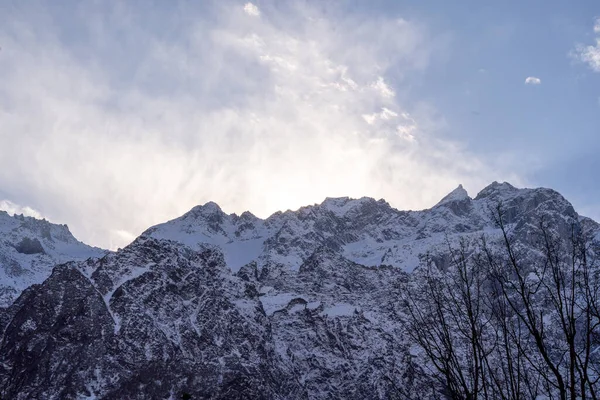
[0,182,598,399]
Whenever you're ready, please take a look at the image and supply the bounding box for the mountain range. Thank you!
[0,182,598,399]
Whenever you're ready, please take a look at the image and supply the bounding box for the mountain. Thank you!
[0,182,598,399]
[143,181,588,273]
[0,211,108,307]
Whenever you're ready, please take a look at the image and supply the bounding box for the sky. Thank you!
[0,0,599,250]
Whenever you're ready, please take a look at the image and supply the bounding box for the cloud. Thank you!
[573,18,600,72]
[243,2,260,17]
[110,229,137,249]
[0,200,44,219]
[0,1,520,249]
[371,77,395,98]
[362,107,398,124]
[524,76,541,85]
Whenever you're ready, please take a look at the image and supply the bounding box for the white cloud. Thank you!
[0,1,518,249]
[573,19,600,72]
[371,77,396,98]
[577,42,600,72]
[524,76,541,85]
[0,200,44,219]
[243,2,260,17]
[110,229,137,250]
[362,107,398,125]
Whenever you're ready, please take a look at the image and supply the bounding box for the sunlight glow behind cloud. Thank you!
[0,1,520,249]
[243,2,260,17]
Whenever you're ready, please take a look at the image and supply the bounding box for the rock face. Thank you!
[0,239,281,399]
[0,182,598,399]
[0,212,108,307]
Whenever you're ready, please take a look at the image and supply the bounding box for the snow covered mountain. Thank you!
[144,181,588,274]
[0,182,598,399]
[0,211,108,307]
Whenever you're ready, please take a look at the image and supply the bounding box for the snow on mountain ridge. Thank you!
[142,182,586,274]
[434,184,470,206]
[474,180,518,200]
[0,211,108,307]
[317,196,383,217]
[0,182,587,309]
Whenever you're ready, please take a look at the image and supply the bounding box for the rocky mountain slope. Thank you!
[0,211,108,307]
[0,182,598,399]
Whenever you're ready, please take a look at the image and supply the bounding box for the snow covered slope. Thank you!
[0,211,108,307]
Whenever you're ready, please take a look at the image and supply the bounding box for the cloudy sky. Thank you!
[0,0,599,249]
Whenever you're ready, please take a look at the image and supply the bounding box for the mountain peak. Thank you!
[187,201,224,217]
[319,196,378,217]
[239,210,257,220]
[0,211,108,307]
[0,210,75,242]
[435,184,470,207]
[321,196,351,208]
[474,181,518,200]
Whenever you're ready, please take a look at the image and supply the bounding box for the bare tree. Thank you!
[405,202,600,399]
[405,239,510,400]
[486,204,600,400]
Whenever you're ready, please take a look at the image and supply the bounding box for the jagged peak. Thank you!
[472,183,577,221]
[321,196,352,210]
[186,201,225,217]
[0,210,75,241]
[321,196,377,204]
[321,196,351,206]
[198,201,223,212]
[239,210,257,219]
[474,181,519,200]
[435,184,470,207]
[319,196,385,217]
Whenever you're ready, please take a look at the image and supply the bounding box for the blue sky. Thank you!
[376,0,600,215]
[0,0,598,249]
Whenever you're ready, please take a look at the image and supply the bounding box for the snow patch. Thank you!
[103,264,152,334]
[434,184,469,206]
[320,303,356,317]
[222,238,264,271]
[259,293,306,316]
